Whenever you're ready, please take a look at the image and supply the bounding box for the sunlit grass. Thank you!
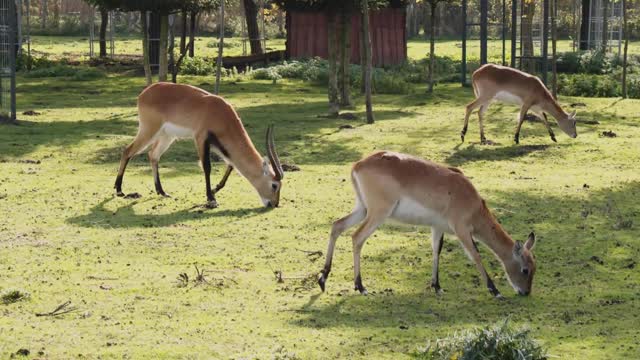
[0,72,638,358]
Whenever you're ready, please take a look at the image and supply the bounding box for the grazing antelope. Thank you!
[462,64,577,144]
[318,151,537,298]
[114,82,284,208]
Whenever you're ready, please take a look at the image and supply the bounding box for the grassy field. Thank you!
[31,35,640,64]
[1,69,639,358]
[30,35,287,60]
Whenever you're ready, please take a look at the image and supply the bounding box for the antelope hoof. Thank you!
[494,293,505,301]
[355,286,369,296]
[318,274,327,292]
[116,191,125,197]
[460,131,466,143]
[204,200,219,209]
[550,134,557,142]
[514,134,520,144]
[431,284,444,295]
[480,137,489,145]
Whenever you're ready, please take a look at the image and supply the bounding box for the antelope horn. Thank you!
[266,125,284,180]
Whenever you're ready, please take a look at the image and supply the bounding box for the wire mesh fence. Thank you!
[0,0,17,122]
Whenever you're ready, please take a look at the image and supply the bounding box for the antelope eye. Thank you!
[521,268,529,275]
[272,183,278,191]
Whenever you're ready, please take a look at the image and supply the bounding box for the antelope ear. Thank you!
[525,232,536,250]
[569,110,577,119]
[513,240,524,256]
[262,157,270,176]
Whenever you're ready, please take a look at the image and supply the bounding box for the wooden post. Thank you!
[362,0,374,124]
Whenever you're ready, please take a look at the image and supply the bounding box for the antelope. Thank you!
[114,82,284,208]
[462,64,577,144]
[318,151,537,298]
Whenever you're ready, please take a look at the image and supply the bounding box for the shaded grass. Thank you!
[0,73,639,359]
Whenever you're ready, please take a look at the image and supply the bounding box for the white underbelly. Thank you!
[162,122,194,138]
[493,91,523,105]
[389,197,453,233]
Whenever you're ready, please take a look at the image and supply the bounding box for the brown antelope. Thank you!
[462,64,577,144]
[114,82,284,208]
[318,151,537,298]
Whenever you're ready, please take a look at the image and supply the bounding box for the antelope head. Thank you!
[505,232,537,296]
[558,110,578,138]
[258,125,284,208]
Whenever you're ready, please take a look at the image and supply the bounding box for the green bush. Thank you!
[16,52,56,72]
[23,65,105,80]
[180,56,217,76]
[558,73,621,97]
[414,319,547,360]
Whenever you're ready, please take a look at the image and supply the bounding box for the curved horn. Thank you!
[266,125,284,180]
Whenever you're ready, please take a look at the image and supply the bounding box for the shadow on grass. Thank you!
[66,197,269,228]
[446,144,553,166]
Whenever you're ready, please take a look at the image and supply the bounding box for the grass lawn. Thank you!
[30,35,640,64]
[30,35,287,60]
[0,71,639,359]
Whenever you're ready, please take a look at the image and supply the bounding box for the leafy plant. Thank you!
[414,319,548,360]
[1,289,30,305]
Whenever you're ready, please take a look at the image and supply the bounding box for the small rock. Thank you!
[22,110,41,116]
[15,349,30,356]
[281,163,300,172]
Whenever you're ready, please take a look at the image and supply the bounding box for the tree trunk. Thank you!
[180,9,187,55]
[551,0,558,98]
[189,10,197,57]
[159,14,169,82]
[243,0,264,54]
[428,1,437,92]
[601,0,609,53]
[99,8,108,58]
[579,0,589,49]
[362,0,374,124]
[52,0,60,28]
[141,11,152,86]
[422,2,429,39]
[215,1,225,95]
[622,0,629,97]
[522,0,536,72]
[327,12,340,117]
[339,12,352,106]
[41,0,48,29]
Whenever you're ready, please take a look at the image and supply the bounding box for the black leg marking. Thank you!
[461,126,468,142]
[154,170,167,196]
[487,276,502,298]
[202,138,216,207]
[208,131,229,158]
[472,239,480,253]
[432,233,444,293]
[114,174,125,196]
[514,132,520,144]
[114,157,130,196]
[354,274,367,295]
[318,266,331,292]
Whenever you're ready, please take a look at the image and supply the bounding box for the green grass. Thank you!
[30,35,286,60]
[0,72,639,359]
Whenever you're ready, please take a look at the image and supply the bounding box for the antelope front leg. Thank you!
[430,228,445,295]
[196,134,218,208]
[541,113,557,142]
[214,165,234,193]
[456,229,503,299]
